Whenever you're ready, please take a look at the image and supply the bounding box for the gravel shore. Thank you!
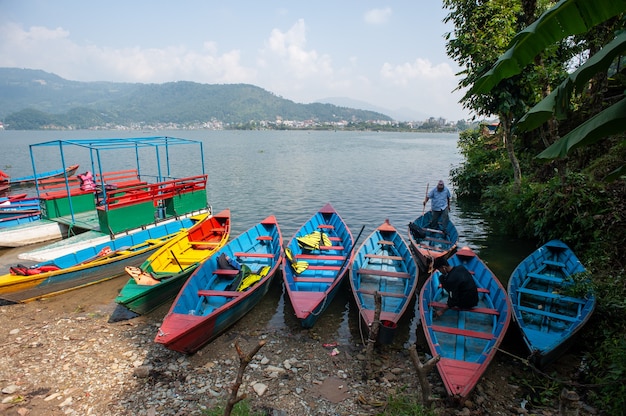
[0,274,593,416]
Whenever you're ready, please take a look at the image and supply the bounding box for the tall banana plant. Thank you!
[471,0,626,179]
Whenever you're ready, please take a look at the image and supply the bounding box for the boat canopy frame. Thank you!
[30,136,205,197]
[29,136,206,224]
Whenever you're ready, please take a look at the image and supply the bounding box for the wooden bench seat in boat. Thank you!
[357,268,410,279]
[319,245,344,251]
[428,301,499,316]
[233,252,274,258]
[527,272,565,284]
[517,287,587,304]
[430,325,494,340]
[365,254,403,261]
[296,254,345,261]
[197,290,242,297]
[516,305,578,322]
[543,260,566,268]
[306,265,341,271]
[357,289,407,298]
[293,277,335,283]
[213,269,240,276]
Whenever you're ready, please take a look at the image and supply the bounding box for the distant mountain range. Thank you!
[0,68,394,129]
[315,97,430,123]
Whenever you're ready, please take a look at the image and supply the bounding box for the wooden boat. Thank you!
[155,215,283,354]
[508,239,596,368]
[283,203,354,328]
[5,164,79,186]
[419,247,511,402]
[114,209,231,317]
[0,197,41,228]
[0,137,209,248]
[350,219,418,343]
[408,211,459,273]
[0,213,207,305]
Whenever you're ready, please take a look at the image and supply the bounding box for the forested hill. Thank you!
[0,68,392,129]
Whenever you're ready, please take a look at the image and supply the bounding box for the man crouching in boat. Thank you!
[434,258,478,317]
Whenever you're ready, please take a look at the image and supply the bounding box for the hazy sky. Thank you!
[0,1,472,121]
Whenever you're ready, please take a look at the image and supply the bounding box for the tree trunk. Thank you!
[500,113,522,193]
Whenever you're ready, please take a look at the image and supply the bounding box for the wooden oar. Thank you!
[420,182,429,227]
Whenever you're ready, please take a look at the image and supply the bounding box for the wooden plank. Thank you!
[517,287,587,304]
[357,268,410,279]
[198,290,242,297]
[293,277,335,283]
[233,252,274,258]
[357,289,406,298]
[365,254,402,261]
[319,245,344,251]
[431,325,494,340]
[296,254,345,261]
[543,260,565,268]
[517,305,578,322]
[306,265,341,271]
[188,241,220,247]
[256,235,272,240]
[378,240,394,246]
[527,272,564,284]
[317,224,334,229]
[213,269,239,276]
[429,301,499,316]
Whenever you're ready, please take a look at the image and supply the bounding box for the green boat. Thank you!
[112,209,230,318]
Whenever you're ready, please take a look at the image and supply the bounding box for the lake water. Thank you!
[0,129,535,347]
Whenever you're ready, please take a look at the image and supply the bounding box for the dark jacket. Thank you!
[440,265,479,309]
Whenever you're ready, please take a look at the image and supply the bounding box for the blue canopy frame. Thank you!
[29,136,206,222]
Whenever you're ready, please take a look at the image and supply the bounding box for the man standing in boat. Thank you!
[423,180,451,231]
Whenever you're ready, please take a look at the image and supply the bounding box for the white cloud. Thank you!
[364,8,392,25]
[380,59,455,86]
[0,22,256,84]
[264,19,332,79]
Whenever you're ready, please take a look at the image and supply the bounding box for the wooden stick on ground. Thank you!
[408,344,440,406]
[224,339,267,416]
[363,291,382,379]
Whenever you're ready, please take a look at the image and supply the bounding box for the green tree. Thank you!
[471,0,626,180]
[443,0,559,192]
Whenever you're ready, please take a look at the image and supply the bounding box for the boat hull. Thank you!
[115,209,231,315]
[283,203,354,328]
[0,214,205,304]
[350,219,418,342]
[508,239,595,368]
[408,211,458,273]
[155,215,283,354]
[420,247,511,401]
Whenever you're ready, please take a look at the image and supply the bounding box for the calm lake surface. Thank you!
[0,129,535,347]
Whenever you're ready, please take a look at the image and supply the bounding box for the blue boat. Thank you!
[283,203,354,328]
[0,197,41,228]
[508,240,596,368]
[0,212,207,304]
[408,211,459,273]
[350,219,419,344]
[420,247,511,402]
[6,164,80,186]
[155,215,283,354]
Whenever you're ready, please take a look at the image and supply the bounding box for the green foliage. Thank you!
[509,369,563,408]
[578,267,626,414]
[375,389,434,416]
[202,399,265,416]
[450,127,512,198]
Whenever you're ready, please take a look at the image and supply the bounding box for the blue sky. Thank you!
[0,1,472,121]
